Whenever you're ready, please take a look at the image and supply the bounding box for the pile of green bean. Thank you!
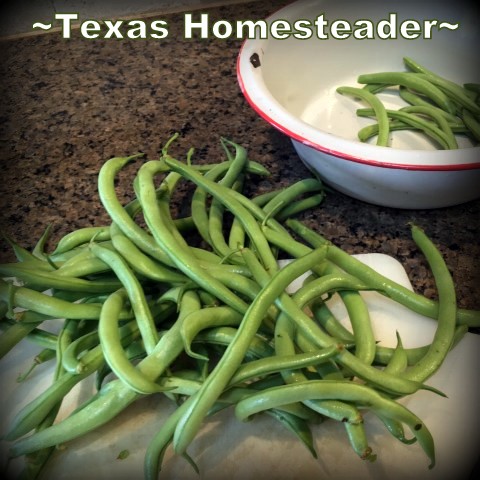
[1,136,479,479]
[337,57,480,148]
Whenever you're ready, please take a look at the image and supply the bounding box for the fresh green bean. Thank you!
[405,67,480,116]
[286,219,480,328]
[234,380,435,468]
[110,232,186,285]
[97,155,175,267]
[51,227,111,255]
[0,278,133,321]
[336,86,390,146]
[16,348,57,383]
[0,320,43,360]
[383,332,408,375]
[163,156,279,275]
[462,109,480,142]
[398,86,461,123]
[357,72,456,114]
[228,345,341,387]
[134,160,249,314]
[399,225,456,383]
[374,324,467,366]
[172,247,329,455]
[180,306,243,360]
[0,264,121,294]
[89,242,159,353]
[99,289,165,394]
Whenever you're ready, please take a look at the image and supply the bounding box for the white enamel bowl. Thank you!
[237,0,480,209]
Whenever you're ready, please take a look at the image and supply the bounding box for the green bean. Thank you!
[227,188,288,254]
[0,264,121,293]
[374,324,467,366]
[51,227,111,255]
[234,380,436,468]
[282,274,440,396]
[0,278,135,321]
[357,72,456,115]
[9,376,139,454]
[193,326,275,360]
[99,289,165,394]
[310,300,356,343]
[208,176,245,262]
[398,86,461,123]
[403,57,480,115]
[399,106,458,148]
[357,119,468,144]
[110,232,186,285]
[228,345,341,386]
[134,159,249,313]
[382,110,452,149]
[144,375,316,480]
[274,299,363,425]
[16,348,57,383]
[97,155,175,267]
[399,225,457,383]
[263,409,318,458]
[362,83,393,94]
[2,234,54,267]
[274,193,326,222]
[190,157,269,246]
[61,330,100,374]
[0,320,43,360]
[262,178,324,219]
[336,86,390,146]
[1,322,59,351]
[53,245,111,278]
[285,219,480,328]
[164,156,279,275]
[180,306,243,360]
[462,108,480,142]
[6,343,106,441]
[19,331,65,480]
[171,247,329,455]
[207,140,248,259]
[320,261,376,366]
[344,421,377,461]
[9,291,200,451]
[89,242,159,353]
[383,332,408,375]
[377,414,417,445]
[55,318,82,379]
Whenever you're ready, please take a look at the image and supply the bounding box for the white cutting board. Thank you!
[1,254,479,479]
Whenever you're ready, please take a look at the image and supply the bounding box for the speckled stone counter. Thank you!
[0,0,479,314]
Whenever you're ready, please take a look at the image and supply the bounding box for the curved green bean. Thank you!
[336,86,390,146]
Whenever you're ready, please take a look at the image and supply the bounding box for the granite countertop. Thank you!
[0,0,478,315]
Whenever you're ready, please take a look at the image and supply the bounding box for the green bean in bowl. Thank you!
[337,57,480,149]
[237,0,480,208]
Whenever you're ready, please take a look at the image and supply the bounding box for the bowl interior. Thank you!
[239,0,479,160]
